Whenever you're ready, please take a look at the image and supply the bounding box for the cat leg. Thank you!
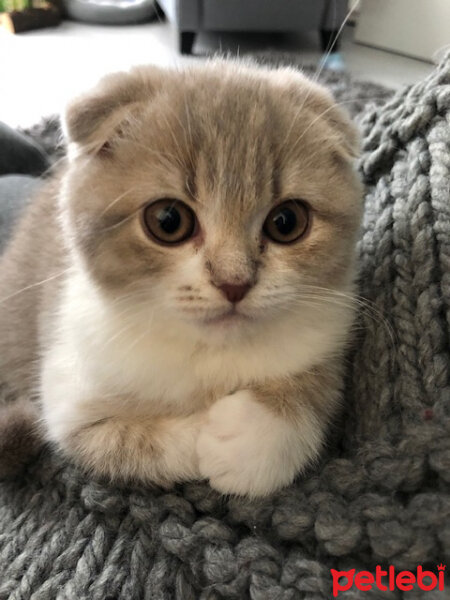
[44,399,204,486]
[197,367,340,498]
[40,335,205,485]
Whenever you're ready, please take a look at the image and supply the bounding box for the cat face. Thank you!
[61,61,362,343]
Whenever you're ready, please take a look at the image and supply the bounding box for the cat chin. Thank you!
[198,308,253,327]
[185,313,259,344]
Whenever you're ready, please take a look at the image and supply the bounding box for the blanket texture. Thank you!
[0,56,449,599]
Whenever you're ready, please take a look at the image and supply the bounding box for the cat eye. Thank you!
[142,199,197,245]
[263,200,309,244]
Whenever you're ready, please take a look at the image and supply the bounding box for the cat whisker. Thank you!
[107,294,155,316]
[266,282,392,331]
[278,298,386,344]
[284,290,395,347]
[285,92,396,162]
[279,0,360,159]
[290,104,351,157]
[40,154,67,178]
[101,312,146,347]
[310,0,360,86]
[299,284,393,326]
[99,187,138,219]
[97,211,140,234]
[0,267,71,306]
[120,318,154,358]
[93,295,158,351]
[176,296,206,302]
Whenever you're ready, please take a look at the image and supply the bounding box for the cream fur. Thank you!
[41,259,351,493]
[0,60,362,495]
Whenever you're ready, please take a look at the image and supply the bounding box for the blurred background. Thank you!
[0,0,449,128]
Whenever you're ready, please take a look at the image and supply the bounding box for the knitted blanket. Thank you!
[0,56,449,599]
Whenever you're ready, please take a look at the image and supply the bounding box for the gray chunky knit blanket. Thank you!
[0,56,449,599]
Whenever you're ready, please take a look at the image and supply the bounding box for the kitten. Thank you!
[0,60,362,497]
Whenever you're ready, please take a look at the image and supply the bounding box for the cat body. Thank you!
[0,60,362,496]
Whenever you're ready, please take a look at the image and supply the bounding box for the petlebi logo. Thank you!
[331,564,446,597]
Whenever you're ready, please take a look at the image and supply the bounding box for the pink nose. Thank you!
[217,282,252,304]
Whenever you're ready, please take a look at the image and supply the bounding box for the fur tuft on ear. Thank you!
[63,66,166,153]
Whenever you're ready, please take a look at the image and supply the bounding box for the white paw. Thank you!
[197,390,317,497]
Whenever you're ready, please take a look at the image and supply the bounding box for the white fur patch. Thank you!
[41,263,351,416]
[197,390,321,497]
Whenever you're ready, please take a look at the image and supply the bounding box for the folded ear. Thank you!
[304,79,360,160]
[320,99,360,160]
[273,68,360,160]
[63,66,165,154]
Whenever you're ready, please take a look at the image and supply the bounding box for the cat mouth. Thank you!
[201,307,249,326]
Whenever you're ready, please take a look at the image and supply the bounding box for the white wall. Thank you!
[355,0,450,62]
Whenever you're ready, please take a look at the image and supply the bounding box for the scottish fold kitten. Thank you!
[0,60,362,497]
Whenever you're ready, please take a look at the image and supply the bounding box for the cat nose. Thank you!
[216,282,252,304]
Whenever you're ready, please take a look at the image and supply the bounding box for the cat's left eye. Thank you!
[142,199,197,245]
[263,200,309,244]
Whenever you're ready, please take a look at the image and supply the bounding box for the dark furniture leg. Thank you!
[153,1,165,20]
[320,28,340,53]
[179,31,196,55]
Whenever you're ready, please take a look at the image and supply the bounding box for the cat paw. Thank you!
[197,390,303,497]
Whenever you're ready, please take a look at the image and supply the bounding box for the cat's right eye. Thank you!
[142,199,197,245]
